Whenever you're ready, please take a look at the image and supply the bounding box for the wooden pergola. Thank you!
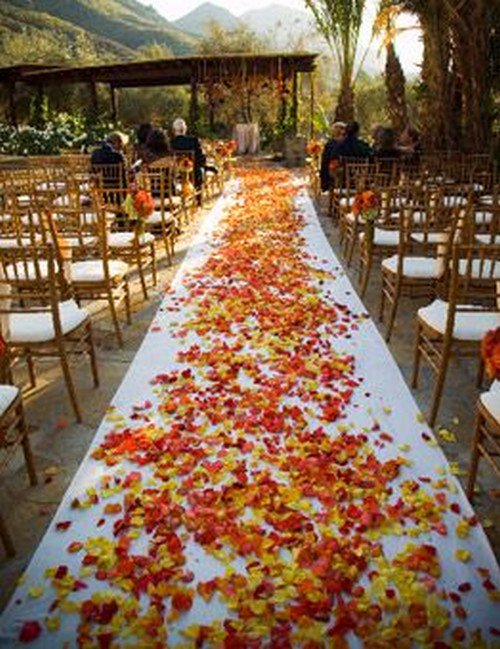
[0,53,318,135]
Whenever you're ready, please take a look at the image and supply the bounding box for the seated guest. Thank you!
[398,125,422,169]
[336,121,372,159]
[320,121,346,192]
[373,127,401,176]
[373,127,401,159]
[133,123,153,164]
[91,131,127,187]
[143,127,171,165]
[91,131,128,227]
[171,118,206,204]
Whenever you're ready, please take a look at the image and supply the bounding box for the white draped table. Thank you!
[0,174,498,647]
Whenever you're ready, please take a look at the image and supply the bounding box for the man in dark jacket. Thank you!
[90,131,127,190]
[171,118,205,203]
[336,121,372,159]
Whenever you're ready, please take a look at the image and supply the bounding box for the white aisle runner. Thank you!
[0,172,499,648]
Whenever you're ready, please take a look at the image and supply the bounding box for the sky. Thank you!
[148,0,306,21]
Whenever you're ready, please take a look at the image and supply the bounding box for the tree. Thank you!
[393,0,495,151]
[373,3,410,133]
[303,0,369,121]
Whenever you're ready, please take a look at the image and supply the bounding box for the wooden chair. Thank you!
[47,204,131,349]
[412,243,500,426]
[138,167,178,265]
[0,244,99,422]
[466,383,500,501]
[0,348,38,556]
[379,201,465,341]
[91,186,157,301]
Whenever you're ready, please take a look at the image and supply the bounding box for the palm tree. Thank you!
[394,0,494,151]
[373,2,410,133]
[304,0,369,121]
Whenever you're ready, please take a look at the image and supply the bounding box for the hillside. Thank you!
[0,1,135,64]
[172,2,240,37]
[4,0,196,58]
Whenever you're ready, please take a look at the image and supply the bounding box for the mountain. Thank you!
[3,0,196,58]
[241,4,315,48]
[172,2,240,37]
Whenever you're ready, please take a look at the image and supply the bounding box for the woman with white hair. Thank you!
[171,117,206,205]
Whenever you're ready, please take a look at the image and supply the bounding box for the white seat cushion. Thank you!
[59,236,97,249]
[475,234,500,245]
[480,195,493,205]
[443,195,468,207]
[339,196,355,208]
[0,236,41,249]
[359,228,400,246]
[457,258,500,279]
[382,255,444,279]
[474,211,493,226]
[0,385,19,417]
[411,232,449,245]
[37,181,66,192]
[410,210,427,225]
[344,212,356,224]
[54,194,90,207]
[108,232,155,248]
[480,388,500,423]
[418,299,500,340]
[154,196,182,209]
[71,260,128,283]
[5,261,48,281]
[7,300,88,344]
[146,211,175,226]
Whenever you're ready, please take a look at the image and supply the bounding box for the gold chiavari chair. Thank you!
[138,166,178,265]
[47,202,131,349]
[466,382,500,501]
[412,243,500,426]
[0,243,99,422]
[0,349,37,556]
[380,200,465,341]
[91,185,157,301]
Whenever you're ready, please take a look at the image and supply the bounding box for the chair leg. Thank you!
[378,279,386,323]
[466,410,483,501]
[107,290,124,348]
[86,322,99,388]
[359,252,372,298]
[411,324,423,389]
[150,243,157,286]
[0,512,15,557]
[58,343,82,422]
[476,358,485,389]
[26,351,36,389]
[385,280,402,343]
[136,250,148,301]
[123,280,132,325]
[18,405,37,486]
[428,339,452,427]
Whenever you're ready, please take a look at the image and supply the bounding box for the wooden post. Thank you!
[88,81,99,124]
[309,71,315,139]
[7,81,17,127]
[189,77,199,134]
[110,85,118,123]
[291,70,298,136]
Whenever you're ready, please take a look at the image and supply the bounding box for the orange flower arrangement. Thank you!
[178,156,194,173]
[306,140,322,156]
[132,190,154,219]
[481,328,500,379]
[352,189,380,220]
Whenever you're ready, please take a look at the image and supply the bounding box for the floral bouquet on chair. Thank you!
[306,140,322,158]
[352,189,380,243]
[481,328,500,379]
[122,189,155,235]
[177,157,195,198]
